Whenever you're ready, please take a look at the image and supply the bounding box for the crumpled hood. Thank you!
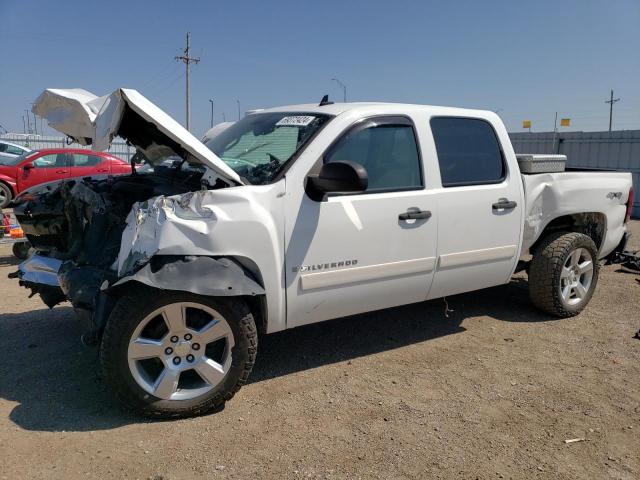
[32,87,243,185]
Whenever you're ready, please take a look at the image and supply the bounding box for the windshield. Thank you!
[0,150,34,166]
[205,112,332,184]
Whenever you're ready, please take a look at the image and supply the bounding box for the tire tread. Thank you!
[528,231,599,318]
[99,289,257,418]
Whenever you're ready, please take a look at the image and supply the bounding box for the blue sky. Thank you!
[1,0,639,136]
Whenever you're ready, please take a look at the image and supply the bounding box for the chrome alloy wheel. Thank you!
[559,247,594,306]
[127,302,234,401]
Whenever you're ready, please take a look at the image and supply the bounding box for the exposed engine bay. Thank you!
[12,162,212,337]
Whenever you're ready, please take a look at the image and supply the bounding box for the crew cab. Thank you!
[11,88,634,418]
[0,147,130,207]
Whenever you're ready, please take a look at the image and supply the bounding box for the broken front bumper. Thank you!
[10,255,65,308]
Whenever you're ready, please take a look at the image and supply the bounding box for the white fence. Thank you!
[0,134,134,161]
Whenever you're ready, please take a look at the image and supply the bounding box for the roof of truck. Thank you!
[258,102,495,118]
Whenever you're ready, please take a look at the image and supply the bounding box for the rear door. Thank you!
[427,116,523,299]
[69,152,110,177]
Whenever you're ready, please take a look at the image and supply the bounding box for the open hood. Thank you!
[32,88,244,185]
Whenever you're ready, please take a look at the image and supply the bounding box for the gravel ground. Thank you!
[0,221,638,480]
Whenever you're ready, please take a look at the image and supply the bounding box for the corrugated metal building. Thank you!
[509,130,640,218]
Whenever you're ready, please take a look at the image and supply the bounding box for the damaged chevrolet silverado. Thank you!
[10,88,634,417]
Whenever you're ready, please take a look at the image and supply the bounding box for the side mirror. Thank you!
[306,160,368,201]
[22,162,34,170]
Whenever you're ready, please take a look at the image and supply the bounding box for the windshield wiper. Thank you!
[236,141,272,158]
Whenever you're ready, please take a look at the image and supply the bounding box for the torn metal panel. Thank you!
[32,87,244,186]
[113,256,265,297]
[116,190,219,277]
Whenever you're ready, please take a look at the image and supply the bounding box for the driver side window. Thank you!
[32,154,59,168]
[325,118,423,192]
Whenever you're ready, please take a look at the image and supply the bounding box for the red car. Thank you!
[0,148,130,207]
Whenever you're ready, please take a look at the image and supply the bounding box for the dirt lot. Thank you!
[0,221,638,480]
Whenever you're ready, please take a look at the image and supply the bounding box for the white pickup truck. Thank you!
[12,89,633,417]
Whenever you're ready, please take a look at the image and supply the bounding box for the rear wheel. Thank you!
[100,290,257,418]
[0,182,12,208]
[528,232,599,317]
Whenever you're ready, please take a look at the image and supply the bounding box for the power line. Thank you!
[605,89,620,132]
[175,32,200,131]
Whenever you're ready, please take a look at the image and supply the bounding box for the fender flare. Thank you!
[111,255,265,297]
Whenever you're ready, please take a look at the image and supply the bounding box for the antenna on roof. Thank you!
[319,95,333,106]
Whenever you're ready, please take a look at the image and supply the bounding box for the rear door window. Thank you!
[72,154,103,167]
[430,117,506,187]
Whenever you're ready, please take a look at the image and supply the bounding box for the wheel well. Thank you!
[530,212,606,254]
[228,256,268,334]
[0,179,15,196]
[242,294,268,335]
[110,255,270,335]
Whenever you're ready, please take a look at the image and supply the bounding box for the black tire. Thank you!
[100,289,257,418]
[0,182,12,209]
[12,241,30,260]
[528,232,599,317]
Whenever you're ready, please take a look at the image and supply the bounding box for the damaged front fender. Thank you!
[112,255,265,297]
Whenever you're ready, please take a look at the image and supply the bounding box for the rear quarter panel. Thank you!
[521,172,633,258]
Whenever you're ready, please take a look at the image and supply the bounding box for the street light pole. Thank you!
[237,100,241,120]
[24,110,31,134]
[331,78,347,102]
[209,99,214,128]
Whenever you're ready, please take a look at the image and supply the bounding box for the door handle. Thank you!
[399,210,432,220]
[97,169,109,173]
[56,170,68,174]
[492,199,517,210]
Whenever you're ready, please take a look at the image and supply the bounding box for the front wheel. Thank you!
[100,290,257,418]
[528,232,599,317]
[0,182,13,209]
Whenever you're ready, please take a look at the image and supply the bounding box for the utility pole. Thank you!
[22,116,26,134]
[175,32,200,131]
[332,78,347,102]
[236,100,241,120]
[605,89,620,132]
[222,112,226,122]
[209,99,214,128]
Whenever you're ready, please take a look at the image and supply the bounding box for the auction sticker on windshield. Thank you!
[276,116,316,127]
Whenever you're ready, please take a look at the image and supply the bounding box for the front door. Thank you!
[285,116,438,327]
[17,153,70,192]
[426,116,523,299]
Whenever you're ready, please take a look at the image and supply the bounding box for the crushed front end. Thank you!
[11,164,210,342]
